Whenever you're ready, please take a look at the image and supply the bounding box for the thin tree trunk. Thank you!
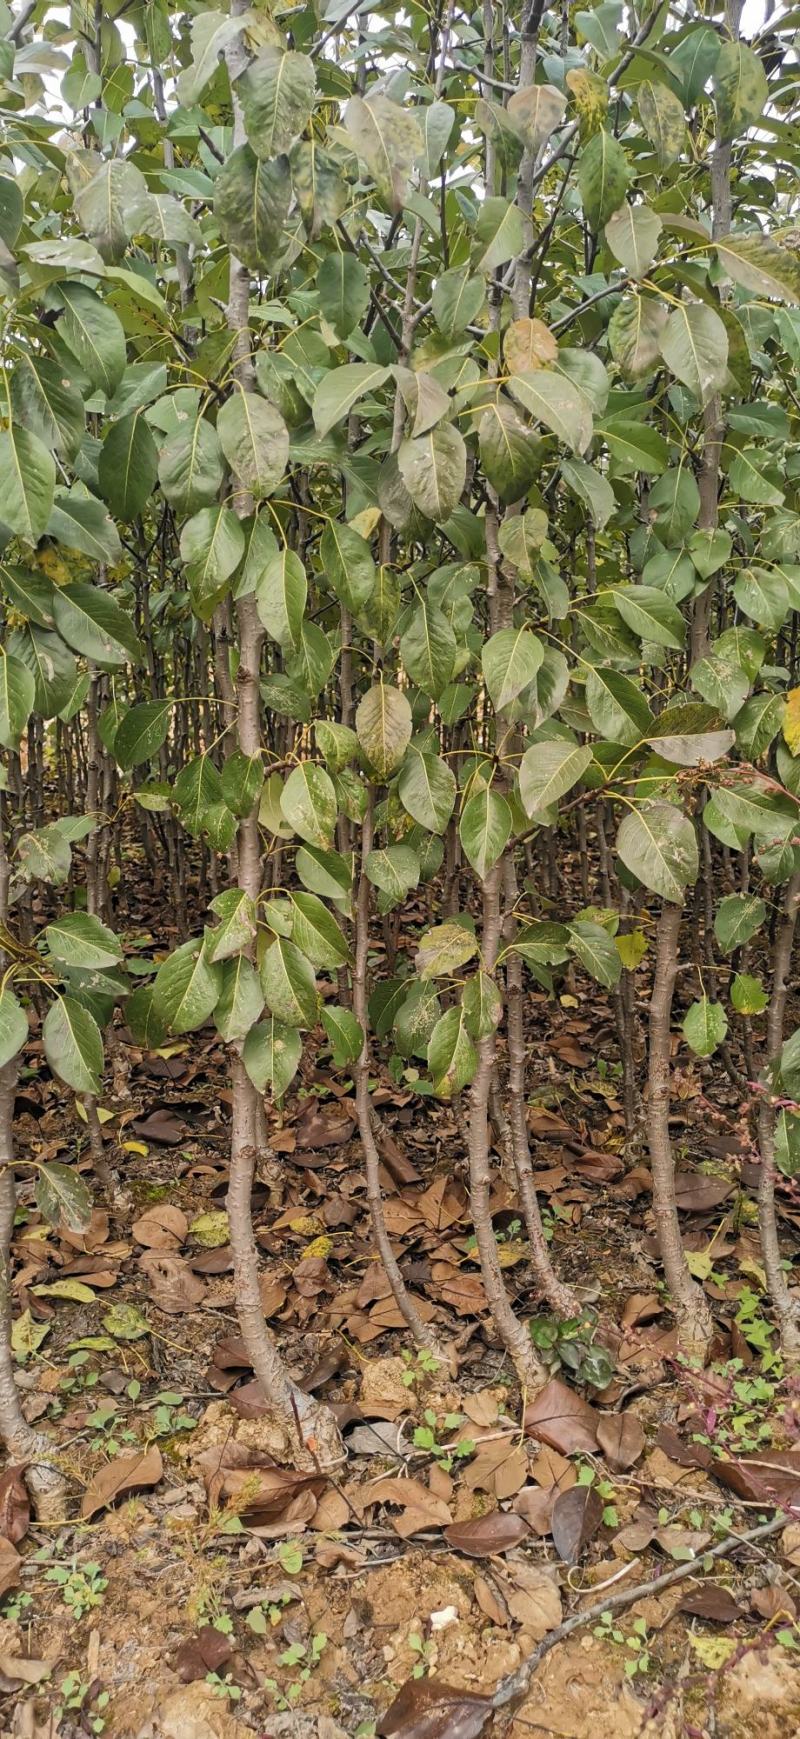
[648,903,713,1358]
[757,870,800,1358]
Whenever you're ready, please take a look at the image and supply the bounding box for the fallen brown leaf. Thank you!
[444,1512,528,1556]
[597,1412,645,1472]
[139,1252,206,1313]
[132,1204,189,1250]
[524,1378,599,1455]
[551,1483,603,1565]
[0,1465,30,1544]
[81,1445,164,1519]
[377,1675,492,1739]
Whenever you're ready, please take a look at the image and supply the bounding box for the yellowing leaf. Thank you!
[190,1210,229,1248]
[122,1140,148,1156]
[11,1310,50,1361]
[32,1279,97,1303]
[616,930,648,970]
[690,1635,736,1669]
[783,685,800,754]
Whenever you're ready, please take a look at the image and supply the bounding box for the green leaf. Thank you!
[238,46,316,157]
[659,302,728,407]
[53,583,142,667]
[58,282,126,396]
[398,745,456,834]
[428,1006,476,1099]
[317,252,369,338]
[608,295,668,382]
[214,956,265,1043]
[713,893,766,953]
[45,912,123,970]
[207,890,258,965]
[280,762,337,848]
[479,403,540,504]
[214,144,291,272]
[605,203,662,276]
[365,843,420,904]
[637,81,685,168]
[585,666,652,745]
[682,997,728,1058]
[290,891,351,968]
[568,920,622,989]
[459,788,512,879]
[153,938,222,1035]
[509,370,592,456]
[712,40,768,140]
[616,803,699,904]
[0,987,27,1067]
[321,1005,363,1067]
[519,739,592,815]
[221,753,263,820]
[733,566,789,629]
[344,93,420,209]
[43,996,103,1095]
[397,426,467,523]
[313,363,391,439]
[176,10,244,104]
[560,458,615,531]
[320,521,375,614]
[158,417,226,515]
[472,196,526,272]
[98,411,159,520]
[10,353,85,460]
[260,937,318,1028]
[598,415,669,473]
[400,604,456,697]
[607,583,685,649]
[256,548,307,651]
[482,627,543,712]
[462,972,503,1040]
[35,1161,92,1232]
[47,490,122,563]
[243,1017,302,1098]
[416,922,478,979]
[432,267,485,338]
[0,651,34,751]
[0,425,55,543]
[114,700,171,770]
[181,506,245,613]
[356,684,412,779]
[712,232,800,306]
[217,390,289,500]
[731,973,768,1016]
[578,130,629,230]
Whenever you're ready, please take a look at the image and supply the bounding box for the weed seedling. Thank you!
[412,1409,475,1471]
[593,1612,651,1677]
[56,1673,110,1734]
[264,1633,328,1710]
[46,1560,107,1620]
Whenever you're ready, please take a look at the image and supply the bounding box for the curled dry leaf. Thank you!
[0,1537,20,1599]
[81,1445,164,1519]
[174,1625,233,1684]
[132,1203,189,1250]
[496,1562,562,1638]
[0,1465,30,1544]
[524,1377,599,1455]
[713,1448,800,1507]
[596,1411,645,1472]
[751,1584,796,1622]
[444,1511,528,1556]
[679,1586,743,1623]
[138,1252,206,1313]
[550,1483,603,1565]
[0,1653,53,1687]
[377,1675,492,1739]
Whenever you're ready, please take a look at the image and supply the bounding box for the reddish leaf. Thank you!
[377,1676,492,1738]
[81,1445,163,1519]
[132,1204,188,1250]
[444,1512,528,1557]
[679,1586,743,1623]
[596,1412,645,1472]
[713,1449,800,1506]
[295,1102,355,1148]
[0,1537,20,1599]
[175,1625,233,1683]
[0,1466,30,1544]
[131,1108,185,1145]
[524,1378,599,1454]
[550,1483,603,1565]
